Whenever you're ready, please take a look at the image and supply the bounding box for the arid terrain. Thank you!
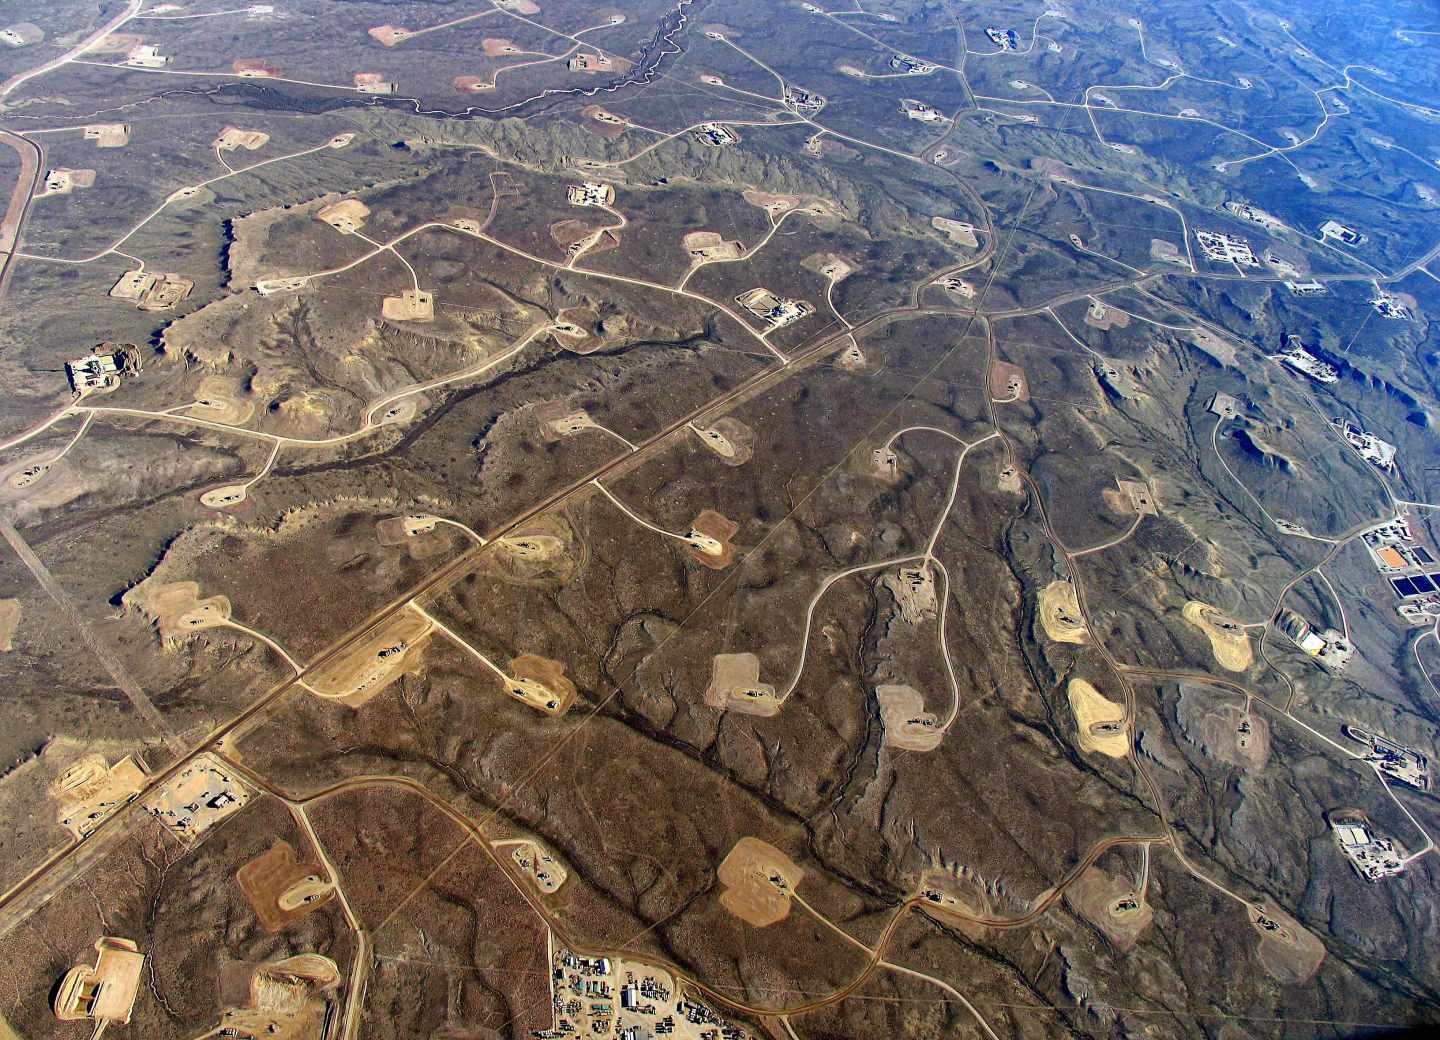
[2,1,1440,1038]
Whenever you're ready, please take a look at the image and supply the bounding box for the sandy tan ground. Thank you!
[232,58,281,77]
[142,753,251,846]
[1117,479,1157,515]
[882,563,938,623]
[1182,600,1253,672]
[369,24,411,46]
[214,127,269,151]
[931,217,979,248]
[1039,580,1088,644]
[507,653,578,715]
[481,516,580,587]
[483,37,523,56]
[382,289,434,322]
[1064,865,1152,951]
[692,417,754,466]
[684,230,745,260]
[801,252,854,281]
[1248,903,1326,983]
[1186,329,1237,366]
[534,399,594,442]
[86,123,131,147]
[132,273,192,311]
[305,610,432,707]
[876,684,941,751]
[374,514,450,558]
[1197,703,1270,771]
[580,105,630,138]
[997,464,1024,494]
[989,360,1029,402]
[218,955,338,1038]
[915,869,994,940]
[504,838,569,895]
[316,198,369,232]
[454,75,495,92]
[1084,299,1131,330]
[122,580,232,647]
[49,753,149,840]
[717,837,803,927]
[835,343,866,370]
[0,597,18,651]
[187,375,255,425]
[1067,678,1129,757]
[237,839,337,931]
[741,190,842,221]
[686,510,739,569]
[705,652,780,716]
[550,218,599,249]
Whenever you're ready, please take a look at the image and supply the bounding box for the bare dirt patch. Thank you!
[237,839,337,931]
[1039,580,1088,643]
[375,514,453,560]
[305,609,432,707]
[214,127,269,151]
[705,652,780,716]
[1182,600,1252,672]
[882,563,938,623]
[1249,903,1325,983]
[381,288,435,322]
[580,104,630,138]
[533,399,598,442]
[316,198,369,233]
[876,684,941,751]
[49,752,149,840]
[502,838,569,895]
[1084,299,1130,330]
[741,190,842,222]
[1065,865,1152,951]
[483,37,524,56]
[0,597,18,651]
[1116,478,1157,515]
[550,217,599,250]
[1186,328,1237,366]
[1067,678,1129,758]
[686,509,738,569]
[85,123,130,147]
[931,216,979,248]
[232,58,281,77]
[1197,702,1270,771]
[187,375,254,425]
[369,24,411,46]
[507,653,578,715]
[989,360,1029,402]
[481,515,580,588]
[997,464,1023,494]
[835,343,866,370]
[454,75,495,92]
[717,837,803,927]
[801,252,854,281]
[691,417,753,465]
[684,230,744,261]
[1149,238,1185,265]
[915,869,994,940]
[122,580,231,648]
